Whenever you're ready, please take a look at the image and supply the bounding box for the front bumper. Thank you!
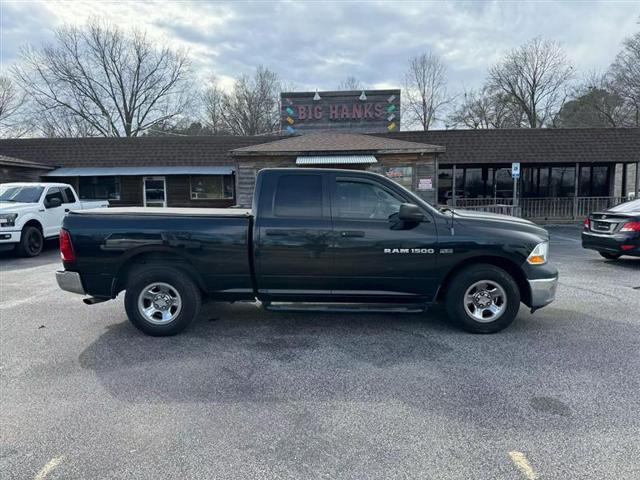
[0,229,21,245]
[56,270,86,295]
[528,276,558,310]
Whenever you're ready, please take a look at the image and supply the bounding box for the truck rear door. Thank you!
[254,172,333,299]
[329,173,439,301]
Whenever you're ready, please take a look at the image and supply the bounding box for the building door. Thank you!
[143,176,166,207]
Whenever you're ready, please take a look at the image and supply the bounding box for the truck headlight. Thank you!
[527,241,549,265]
[0,213,18,227]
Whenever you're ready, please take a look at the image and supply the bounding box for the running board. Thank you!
[264,302,426,314]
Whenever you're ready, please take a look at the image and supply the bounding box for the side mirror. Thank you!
[45,198,62,209]
[398,203,424,222]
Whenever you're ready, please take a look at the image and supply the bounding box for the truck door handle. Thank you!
[265,229,288,236]
[340,230,365,238]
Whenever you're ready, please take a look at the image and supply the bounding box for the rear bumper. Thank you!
[528,276,558,310]
[56,270,86,295]
[581,231,640,256]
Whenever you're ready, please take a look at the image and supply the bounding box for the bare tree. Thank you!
[403,51,450,130]
[608,31,640,126]
[554,72,629,128]
[201,79,229,134]
[12,21,192,137]
[203,66,281,136]
[0,76,30,137]
[487,37,573,128]
[337,76,364,90]
[448,87,525,129]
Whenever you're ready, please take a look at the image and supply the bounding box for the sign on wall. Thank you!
[281,89,401,134]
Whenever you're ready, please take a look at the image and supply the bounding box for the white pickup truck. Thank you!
[0,182,109,257]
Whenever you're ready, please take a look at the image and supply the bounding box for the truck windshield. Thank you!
[0,185,45,203]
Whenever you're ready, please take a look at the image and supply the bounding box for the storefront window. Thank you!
[78,176,120,200]
[462,168,482,198]
[438,168,453,204]
[579,165,610,197]
[381,166,413,190]
[190,175,234,200]
[549,167,575,197]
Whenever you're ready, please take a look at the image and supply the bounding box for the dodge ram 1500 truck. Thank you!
[56,168,558,336]
[0,182,109,257]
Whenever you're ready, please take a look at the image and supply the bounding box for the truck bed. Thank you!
[74,207,253,217]
[64,207,254,300]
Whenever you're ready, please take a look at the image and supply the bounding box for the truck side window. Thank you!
[45,187,64,204]
[336,181,402,220]
[274,175,322,217]
[62,187,77,204]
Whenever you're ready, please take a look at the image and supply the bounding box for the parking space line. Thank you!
[34,456,64,480]
[509,451,538,480]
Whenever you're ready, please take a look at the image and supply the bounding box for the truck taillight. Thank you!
[620,221,640,232]
[583,218,590,229]
[59,228,75,262]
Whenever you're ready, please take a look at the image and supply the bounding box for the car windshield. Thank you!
[0,185,45,203]
[609,199,640,212]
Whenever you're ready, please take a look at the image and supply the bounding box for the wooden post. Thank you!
[452,164,456,207]
[573,162,579,220]
[636,161,640,198]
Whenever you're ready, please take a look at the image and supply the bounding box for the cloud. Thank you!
[1,0,638,98]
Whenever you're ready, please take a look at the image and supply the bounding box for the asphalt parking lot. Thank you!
[1,226,639,480]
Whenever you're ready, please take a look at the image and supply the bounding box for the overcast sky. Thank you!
[1,0,639,96]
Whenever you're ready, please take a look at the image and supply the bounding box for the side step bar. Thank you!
[263,302,426,314]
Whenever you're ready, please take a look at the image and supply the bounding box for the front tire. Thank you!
[445,264,521,334]
[17,225,43,257]
[124,266,201,336]
[599,251,621,260]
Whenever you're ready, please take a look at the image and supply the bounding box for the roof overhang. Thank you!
[44,166,235,177]
[232,147,442,157]
[296,155,377,165]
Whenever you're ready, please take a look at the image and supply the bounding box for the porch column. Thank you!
[452,164,456,207]
[636,161,640,197]
[572,162,579,220]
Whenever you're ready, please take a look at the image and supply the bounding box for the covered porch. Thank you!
[438,162,639,221]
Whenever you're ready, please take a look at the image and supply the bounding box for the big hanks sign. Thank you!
[280,89,401,134]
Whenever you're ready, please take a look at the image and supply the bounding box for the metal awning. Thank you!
[44,166,235,177]
[295,155,377,165]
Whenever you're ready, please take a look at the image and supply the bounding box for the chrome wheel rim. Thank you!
[137,282,182,325]
[464,280,507,323]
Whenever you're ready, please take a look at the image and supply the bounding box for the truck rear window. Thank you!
[274,175,322,217]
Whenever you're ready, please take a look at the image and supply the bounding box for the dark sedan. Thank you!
[582,198,640,259]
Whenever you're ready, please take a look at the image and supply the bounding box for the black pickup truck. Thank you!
[56,168,558,336]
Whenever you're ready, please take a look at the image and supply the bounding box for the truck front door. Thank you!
[329,175,439,302]
[254,172,333,299]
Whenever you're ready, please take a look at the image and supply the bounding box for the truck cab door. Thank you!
[61,186,81,212]
[329,175,439,302]
[254,172,333,300]
[41,187,66,238]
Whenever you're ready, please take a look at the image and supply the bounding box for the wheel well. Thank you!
[436,256,531,306]
[22,219,43,233]
[112,251,206,297]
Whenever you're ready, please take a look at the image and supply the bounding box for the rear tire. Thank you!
[599,251,621,260]
[17,225,43,257]
[445,264,521,334]
[124,266,201,336]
